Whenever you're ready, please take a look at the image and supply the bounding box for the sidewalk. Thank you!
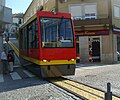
[68,63,120,96]
[76,62,120,68]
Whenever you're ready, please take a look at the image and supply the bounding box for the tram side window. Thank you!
[23,28,25,49]
[28,19,38,49]
[28,23,32,49]
[34,20,39,48]
[24,27,27,49]
[20,27,27,49]
[20,29,23,49]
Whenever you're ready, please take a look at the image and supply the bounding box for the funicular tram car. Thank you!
[19,11,76,78]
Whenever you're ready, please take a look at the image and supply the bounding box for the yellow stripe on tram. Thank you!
[8,41,19,56]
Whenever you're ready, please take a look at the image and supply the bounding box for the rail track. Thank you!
[48,77,120,100]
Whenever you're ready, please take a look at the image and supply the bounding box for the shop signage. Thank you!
[75,30,109,36]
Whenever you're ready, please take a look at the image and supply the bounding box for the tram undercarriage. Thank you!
[20,57,75,78]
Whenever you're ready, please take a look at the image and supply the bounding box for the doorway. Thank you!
[92,38,101,62]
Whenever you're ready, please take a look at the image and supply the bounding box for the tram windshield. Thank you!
[40,17,74,48]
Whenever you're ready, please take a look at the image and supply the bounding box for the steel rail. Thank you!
[48,77,120,100]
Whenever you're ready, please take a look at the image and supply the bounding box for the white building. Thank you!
[0,0,12,53]
[9,13,23,38]
[0,0,12,33]
[0,0,5,6]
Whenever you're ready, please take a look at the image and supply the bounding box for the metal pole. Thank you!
[6,31,9,53]
[105,83,112,100]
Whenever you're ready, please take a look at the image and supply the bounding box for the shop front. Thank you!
[75,29,118,63]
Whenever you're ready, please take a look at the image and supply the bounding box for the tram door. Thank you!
[92,38,100,62]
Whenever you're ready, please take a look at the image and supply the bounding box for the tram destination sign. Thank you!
[75,30,109,36]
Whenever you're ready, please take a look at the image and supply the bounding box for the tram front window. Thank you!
[40,17,74,48]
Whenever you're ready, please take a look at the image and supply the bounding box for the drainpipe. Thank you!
[108,0,112,27]
[55,0,58,13]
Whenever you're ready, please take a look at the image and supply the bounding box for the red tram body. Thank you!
[19,11,76,77]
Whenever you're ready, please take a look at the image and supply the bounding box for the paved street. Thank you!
[1,63,120,99]
[66,63,120,97]
[0,66,81,100]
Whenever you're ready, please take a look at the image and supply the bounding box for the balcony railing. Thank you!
[73,14,110,26]
[0,5,12,24]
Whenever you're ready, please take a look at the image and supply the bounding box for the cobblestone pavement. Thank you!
[1,63,120,99]
[0,67,81,100]
[0,81,80,100]
[66,63,120,97]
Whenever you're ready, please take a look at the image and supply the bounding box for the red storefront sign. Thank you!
[75,30,109,36]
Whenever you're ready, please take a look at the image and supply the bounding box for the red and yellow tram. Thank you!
[19,11,76,77]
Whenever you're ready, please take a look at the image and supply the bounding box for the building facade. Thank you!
[0,0,12,33]
[24,0,120,64]
[23,0,43,22]
[0,0,5,6]
[8,13,24,38]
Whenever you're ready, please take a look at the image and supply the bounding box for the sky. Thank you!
[6,0,32,14]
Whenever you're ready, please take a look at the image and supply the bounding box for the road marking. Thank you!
[76,65,108,70]
[10,72,22,80]
[23,70,35,77]
[0,74,4,83]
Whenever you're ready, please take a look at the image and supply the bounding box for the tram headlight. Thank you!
[71,16,73,20]
[43,60,47,62]
[71,59,75,61]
